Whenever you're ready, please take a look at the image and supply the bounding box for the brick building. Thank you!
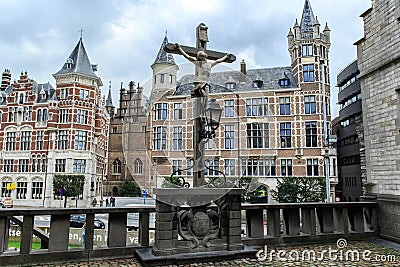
[0,37,109,207]
[144,0,337,202]
[355,0,400,242]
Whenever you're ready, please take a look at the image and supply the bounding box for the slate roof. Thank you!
[153,35,176,65]
[300,0,316,33]
[33,82,57,103]
[105,86,113,107]
[174,67,297,96]
[54,37,98,78]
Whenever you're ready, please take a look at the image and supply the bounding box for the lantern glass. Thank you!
[204,99,222,130]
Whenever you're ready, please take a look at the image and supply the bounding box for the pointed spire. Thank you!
[54,37,98,78]
[287,28,294,37]
[324,22,330,32]
[300,0,316,33]
[153,33,176,65]
[106,80,113,107]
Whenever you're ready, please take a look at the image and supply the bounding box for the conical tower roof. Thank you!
[105,82,113,107]
[300,0,316,33]
[153,34,176,65]
[55,37,98,78]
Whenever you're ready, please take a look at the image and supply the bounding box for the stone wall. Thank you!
[356,0,400,241]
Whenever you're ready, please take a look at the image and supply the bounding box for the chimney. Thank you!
[240,59,246,75]
[129,81,136,92]
[1,69,11,89]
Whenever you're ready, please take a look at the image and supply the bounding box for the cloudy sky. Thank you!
[0,0,370,116]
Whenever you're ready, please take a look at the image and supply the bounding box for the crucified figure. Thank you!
[174,43,231,98]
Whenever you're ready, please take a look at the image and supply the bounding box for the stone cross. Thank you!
[164,23,236,187]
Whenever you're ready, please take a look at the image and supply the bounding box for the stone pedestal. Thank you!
[152,188,244,256]
[135,188,256,266]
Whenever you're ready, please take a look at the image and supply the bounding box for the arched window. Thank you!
[19,93,24,104]
[43,109,48,121]
[112,159,121,174]
[37,109,42,122]
[134,158,143,174]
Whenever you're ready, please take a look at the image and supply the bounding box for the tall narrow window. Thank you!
[16,180,27,199]
[55,159,66,173]
[36,130,44,150]
[5,132,16,151]
[160,74,165,83]
[4,159,14,172]
[280,122,291,148]
[304,95,316,114]
[59,109,69,123]
[224,100,234,117]
[224,159,235,176]
[31,181,43,199]
[279,97,291,115]
[155,103,168,120]
[307,159,319,176]
[224,125,235,149]
[20,131,32,151]
[113,159,121,174]
[77,109,88,124]
[18,159,29,172]
[173,127,182,150]
[58,130,68,149]
[281,159,293,176]
[204,159,219,176]
[305,121,318,147]
[172,160,182,175]
[134,158,143,174]
[74,130,87,150]
[303,64,315,82]
[153,126,167,150]
[173,103,182,120]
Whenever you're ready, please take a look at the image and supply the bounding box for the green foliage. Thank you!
[118,179,141,197]
[161,176,183,188]
[53,175,85,197]
[271,176,326,203]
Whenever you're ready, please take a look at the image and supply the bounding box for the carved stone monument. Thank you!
[136,24,254,266]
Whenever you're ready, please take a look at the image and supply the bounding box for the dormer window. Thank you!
[40,89,46,100]
[253,80,263,88]
[66,58,74,69]
[226,82,236,90]
[279,79,290,87]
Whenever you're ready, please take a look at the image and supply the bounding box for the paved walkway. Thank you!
[26,240,400,267]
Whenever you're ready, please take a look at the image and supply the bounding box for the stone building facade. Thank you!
[105,81,150,196]
[0,38,109,207]
[355,0,400,242]
[333,60,363,202]
[145,0,337,202]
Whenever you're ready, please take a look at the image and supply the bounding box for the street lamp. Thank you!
[201,99,222,139]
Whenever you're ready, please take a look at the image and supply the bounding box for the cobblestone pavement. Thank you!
[25,240,400,267]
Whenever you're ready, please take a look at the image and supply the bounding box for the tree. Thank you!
[53,175,85,207]
[271,176,325,203]
[118,179,141,197]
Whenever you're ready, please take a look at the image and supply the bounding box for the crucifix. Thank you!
[164,23,236,187]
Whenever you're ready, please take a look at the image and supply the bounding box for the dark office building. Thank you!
[333,60,363,202]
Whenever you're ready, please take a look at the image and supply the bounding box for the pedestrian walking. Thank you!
[92,198,97,207]
[105,198,109,207]
[110,197,115,207]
